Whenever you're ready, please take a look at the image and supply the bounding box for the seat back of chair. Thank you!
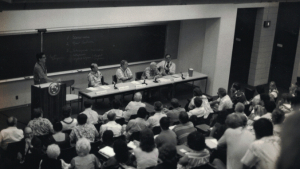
[115,118,126,125]
[135,71,144,80]
[61,80,75,94]
[6,140,24,161]
[94,123,103,133]
[113,135,126,142]
[129,114,138,121]
[90,140,102,156]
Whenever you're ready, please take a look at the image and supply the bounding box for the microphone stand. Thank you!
[181,72,185,80]
[142,77,148,85]
[153,77,158,83]
[113,81,118,89]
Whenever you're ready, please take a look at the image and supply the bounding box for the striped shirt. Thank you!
[172,122,196,145]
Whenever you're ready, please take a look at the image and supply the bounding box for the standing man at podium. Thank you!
[115,60,133,83]
[33,53,54,85]
[157,54,176,76]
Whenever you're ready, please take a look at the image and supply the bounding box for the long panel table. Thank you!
[78,71,208,110]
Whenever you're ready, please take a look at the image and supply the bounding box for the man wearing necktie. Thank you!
[157,54,176,76]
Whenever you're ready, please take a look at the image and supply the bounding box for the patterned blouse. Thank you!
[27,117,54,136]
[88,71,103,87]
[69,123,99,142]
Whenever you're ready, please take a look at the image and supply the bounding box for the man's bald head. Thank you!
[24,127,33,139]
[7,116,17,127]
[134,92,142,102]
[24,127,32,134]
[107,112,116,121]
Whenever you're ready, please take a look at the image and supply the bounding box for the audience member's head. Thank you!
[36,52,45,62]
[170,98,180,108]
[193,88,203,97]
[225,113,244,129]
[264,101,276,113]
[46,144,60,159]
[107,112,116,121]
[218,88,227,98]
[179,111,189,124]
[231,82,241,92]
[234,103,245,113]
[194,97,203,108]
[62,105,72,118]
[137,107,148,119]
[53,122,63,133]
[269,81,277,90]
[165,54,171,62]
[238,113,248,127]
[256,85,265,95]
[84,101,93,109]
[134,92,142,102]
[102,130,114,145]
[154,101,163,112]
[33,108,43,118]
[187,131,206,151]
[189,115,198,126]
[158,144,177,165]
[113,139,129,163]
[281,93,293,104]
[120,60,128,70]
[139,128,155,152]
[6,116,17,127]
[272,109,285,125]
[77,114,87,125]
[112,99,121,109]
[24,127,33,139]
[253,118,273,139]
[76,138,91,156]
[260,93,271,105]
[160,117,170,131]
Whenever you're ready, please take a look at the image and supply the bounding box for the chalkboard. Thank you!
[0,33,40,80]
[43,24,166,73]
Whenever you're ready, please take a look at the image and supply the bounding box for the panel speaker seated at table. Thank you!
[88,63,108,87]
[141,62,162,80]
[115,60,133,83]
[157,54,176,76]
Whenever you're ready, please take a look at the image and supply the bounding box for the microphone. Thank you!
[181,72,185,80]
[153,76,158,83]
[113,81,118,89]
[142,76,148,85]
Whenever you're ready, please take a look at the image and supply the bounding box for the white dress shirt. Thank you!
[157,60,176,75]
[217,95,233,111]
[147,112,167,128]
[81,108,99,124]
[100,121,122,137]
[124,101,146,121]
[0,126,24,150]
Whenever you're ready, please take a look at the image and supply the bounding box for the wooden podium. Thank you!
[31,82,66,123]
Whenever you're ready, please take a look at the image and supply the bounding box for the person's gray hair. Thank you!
[235,103,245,113]
[46,144,60,159]
[76,138,91,156]
[134,92,142,102]
[150,62,156,66]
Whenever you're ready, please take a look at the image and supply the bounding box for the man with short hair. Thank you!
[166,98,185,125]
[173,111,196,145]
[80,101,99,124]
[27,108,54,136]
[241,118,280,169]
[157,54,176,75]
[33,52,54,85]
[187,97,207,118]
[0,117,24,150]
[60,105,78,131]
[124,92,146,121]
[147,101,167,128]
[141,62,162,80]
[210,88,233,111]
[126,107,150,139]
[155,117,177,148]
[115,60,133,83]
[88,63,105,87]
[100,112,122,137]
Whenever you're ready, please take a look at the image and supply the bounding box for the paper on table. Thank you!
[172,75,180,78]
[131,81,140,85]
[127,141,137,149]
[98,146,115,157]
[205,138,218,149]
[96,90,107,95]
[173,77,182,82]
[100,86,110,89]
[159,78,171,82]
[118,86,129,91]
[154,135,159,139]
[87,87,98,91]
[136,84,147,89]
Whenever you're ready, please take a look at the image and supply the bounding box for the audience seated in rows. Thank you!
[188,88,213,115]
[70,114,99,143]
[125,107,149,139]
[100,112,123,138]
[210,88,233,111]
[187,97,206,118]
[40,144,69,169]
[178,131,210,169]
[133,128,158,169]
[61,105,77,131]
[173,111,196,145]
[47,122,70,149]
[0,116,24,151]
[27,108,54,136]
[154,117,177,148]
[147,101,167,129]
[166,98,185,125]
[80,101,99,124]
[70,138,101,169]
[155,144,178,169]
[124,92,146,122]
[100,99,124,123]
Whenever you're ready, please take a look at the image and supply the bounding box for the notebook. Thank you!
[98,146,115,157]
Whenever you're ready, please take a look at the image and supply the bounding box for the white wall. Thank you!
[0,3,278,109]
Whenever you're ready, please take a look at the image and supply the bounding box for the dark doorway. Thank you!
[269,2,300,89]
[229,8,257,87]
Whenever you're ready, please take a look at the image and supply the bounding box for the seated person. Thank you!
[126,107,150,140]
[230,82,247,105]
[210,88,233,111]
[115,60,133,83]
[124,92,146,121]
[269,81,279,101]
[0,116,24,151]
[69,114,99,143]
[188,88,213,115]
[88,63,105,87]
[187,97,207,118]
[178,131,210,168]
[147,101,167,129]
[46,122,70,149]
[166,98,185,125]
[99,130,114,149]
[40,144,69,169]
[60,105,77,131]
[251,85,265,105]
[154,117,177,148]
[278,93,293,114]
[141,62,162,80]
[22,136,44,169]
[99,112,122,138]
[173,111,197,145]
[234,102,247,117]
[27,108,54,136]
[241,118,280,169]
[133,128,158,169]
[80,101,99,124]
[157,54,176,75]
[155,144,178,169]
[271,109,285,136]
[100,99,124,123]
[102,139,134,169]
[70,138,101,169]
